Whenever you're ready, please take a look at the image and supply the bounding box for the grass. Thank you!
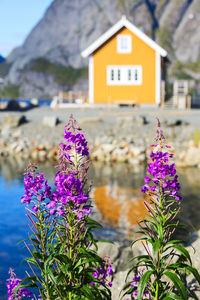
[29,57,88,86]
[0,84,20,98]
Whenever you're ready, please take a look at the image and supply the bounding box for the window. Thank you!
[118,69,121,81]
[128,69,131,81]
[134,69,138,81]
[117,35,132,53]
[111,69,114,81]
[107,65,142,85]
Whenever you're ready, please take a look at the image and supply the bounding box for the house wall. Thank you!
[93,27,157,104]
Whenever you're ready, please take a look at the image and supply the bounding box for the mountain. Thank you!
[2,0,200,98]
[0,55,5,64]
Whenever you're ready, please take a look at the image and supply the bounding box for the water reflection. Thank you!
[0,157,200,297]
[94,185,146,226]
[0,157,200,239]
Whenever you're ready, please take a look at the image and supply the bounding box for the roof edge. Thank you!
[81,16,167,58]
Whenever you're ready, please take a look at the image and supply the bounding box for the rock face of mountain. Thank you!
[2,0,200,98]
[0,55,5,64]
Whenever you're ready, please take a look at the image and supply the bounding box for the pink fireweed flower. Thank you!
[7,268,32,299]
[21,165,52,211]
[59,114,89,161]
[91,256,113,287]
[126,267,151,300]
[47,115,91,218]
[141,119,181,202]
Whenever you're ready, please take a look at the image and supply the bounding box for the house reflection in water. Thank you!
[93,184,148,232]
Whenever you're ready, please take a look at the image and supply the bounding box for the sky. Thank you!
[0,0,54,57]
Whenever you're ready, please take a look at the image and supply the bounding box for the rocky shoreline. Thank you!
[1,112,200,168]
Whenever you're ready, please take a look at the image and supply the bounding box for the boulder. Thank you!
[185,147,200,167]
[91,149,105,161]
[42,116,59,128]
[1,126,12,137]
[2,114,27,128]
[78,117,103,125]
[101,144,115,154]
[38,150,47,161]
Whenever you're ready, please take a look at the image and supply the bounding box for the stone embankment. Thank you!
[1,113,200,167]
[0,114,60,161]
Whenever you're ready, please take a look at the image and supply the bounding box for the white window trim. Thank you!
[117,34,132,53]
[89,55,94,104]
[155,52,161,105]
[107,65,142,86]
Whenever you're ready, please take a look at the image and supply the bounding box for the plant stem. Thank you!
[38,203,50,299]
[155,281,159,300]
[68,208,73,300]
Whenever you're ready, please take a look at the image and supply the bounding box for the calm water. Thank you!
[0,158,200,298]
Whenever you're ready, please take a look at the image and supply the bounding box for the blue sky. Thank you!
[0,0,54,57]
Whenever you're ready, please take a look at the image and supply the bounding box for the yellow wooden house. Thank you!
[81,16,168,105]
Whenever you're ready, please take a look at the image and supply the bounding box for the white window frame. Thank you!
[117,34,132,53]
[107,65,142,85]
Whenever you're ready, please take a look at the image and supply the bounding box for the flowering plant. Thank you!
[122,119,200,300]
[9,115,112,299]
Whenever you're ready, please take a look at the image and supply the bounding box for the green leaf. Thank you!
[164,271,187,300]
[26,257,39,266]
[167,263,200,286]
[137,270,153,300]
[131,237,148,247]
[186,265,200,285]
[173,245,192,265]
[81,286,96,299]
[165,240,183,246]
[157,223,164,240]
[164,291,183,299]
[152,240,161,262]
[128,255,150,263]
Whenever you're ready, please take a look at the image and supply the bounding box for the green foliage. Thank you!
[170,61,191,80]
[14,118,112,299]
[0,84,20,98]
[118,0,126,9]
[156,27,174,55]
[185,60,200,73]
[0,62,11,77]
[122,122,200,300]
[156,0,168,18]
[29,57,88,86]
[19,194,111,299]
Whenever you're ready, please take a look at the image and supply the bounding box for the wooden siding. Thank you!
[93,27,156,104]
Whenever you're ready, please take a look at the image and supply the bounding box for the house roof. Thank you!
[81,16,167,58]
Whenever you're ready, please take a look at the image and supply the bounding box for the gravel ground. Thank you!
[1,105,200,126]
[1,106,200,142]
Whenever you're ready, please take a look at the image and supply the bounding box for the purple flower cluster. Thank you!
[45,115,91,218]
[7,268,32,299]
[126,268,150,300]
[47,172,89,216]
[59,115,89,161]
[91,256,113,287]
[21,116,91,221]
[125,276,150,300]
[21,167,52,212]
[141,120,181,201]
[62,131,89,157]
